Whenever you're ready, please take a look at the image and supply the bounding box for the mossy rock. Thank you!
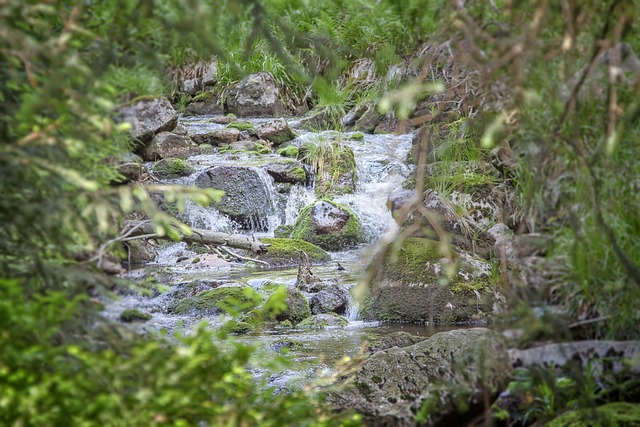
[120,308,152,322]
[360,238,495,324]
[169,286,261,315]
[198,143,215,154]
[265,287,310,325]
[257,238,330,267]
[290,200,364,251]
[547,403,640,427]
[227,120,255,131]
[277,145,299,158]
[298,313,348,329]
[274,224,293,238]
[152,158,193,179]
[299,140,356,197]
[350,132,365,141]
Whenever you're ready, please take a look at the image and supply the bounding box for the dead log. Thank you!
[127,221,270,254]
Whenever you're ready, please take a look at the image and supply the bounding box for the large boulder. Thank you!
[360,237,495,324]
[329,328,512,427]
[310,285,350,315]
[168,285,260,316]
[194,165,275,230]
[140,132,199,161]
[226,72,285,117]
[256,118,297,146]
[290,200,363,251]
[263,160,307,184]
[116,97,178,144]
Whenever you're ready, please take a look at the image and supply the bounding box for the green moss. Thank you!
[152,158,193,179]
[120,308,152,322]
[255,143,271,154]
[299,139,356,197]
[192,91,214,102]
[227,121,254,131]
[350,132,365,140]
[290,200,363,251]
[547,402,640,427]
[382,238,442,284]
[257,238,330,266]
[272,338,303,352]
[291,166,306,182]
[278,320,293,328]
[169,286,260,315]
[274,224,293,238]
[277,145,299,157]
[198,143,214,154]
[228,321,254,334]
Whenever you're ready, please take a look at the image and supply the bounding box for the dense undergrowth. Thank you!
[1,0,639,425]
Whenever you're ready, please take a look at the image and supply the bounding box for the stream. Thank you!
[103,115,473,387]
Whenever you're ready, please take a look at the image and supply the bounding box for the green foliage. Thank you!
[0,279,361,426]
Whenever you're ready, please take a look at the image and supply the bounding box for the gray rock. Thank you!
[229,140,257,151]
[116,97,178,144]
[298,313,348,329]
[311,201,350,234]
[173,123,188,135]
[195,165,275,230]
[182,78,202,95]
[226,72,285,117]
[329,328,511,427]
[294,107,336,130]
[263,161,307,184]
[114,152,144,184]
[191,128,240,146]
[140,131,199,161]
[152,158,193,179]
[341,105,367,128]
[185,99,224,116]
[256,118,297,146]
[310,285,350,315]
[202,61,218,86]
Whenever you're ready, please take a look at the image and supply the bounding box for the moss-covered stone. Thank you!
[290,200,363,251]
[169,286,261,315]
[152,158,193,179]
[350,132,365,141]
[256,238,330,266]
[255,143,271,155]
[227,120,255,131]
[120,308,152,322]
[299,140,356,197]
[198,143,215,154]
[547,403,640,427]
[274,224,293,238]
[360,238,495,324]
[298,313,348,329]
[272,338,303,352]
[277,145,299,158]
[266,287,310,325]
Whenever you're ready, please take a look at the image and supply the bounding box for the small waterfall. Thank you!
[253,167,282,232]
[181,199,235,232]
[285,184,315,225]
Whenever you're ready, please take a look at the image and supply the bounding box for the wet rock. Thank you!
[152,158,193,179]
[140,131,199,161]
[255,238,330,267]
[123,239,155,265]
[195,165,274,230]
[173,123,188,135]
[263,161,307,184]
[298,313,348,329]
[374,111,399,134]
[202,61,218,86]
[290,200,364,251]
[191,128,240,146]
[226,72,285,117]
[116,97,178,145]
[256,118,297,146]
[271,338,303,352]
[329,328,511,427]
[294,107,336,130]
[367,331,425,353]
[360,237,495,324]
[310,284,350,315]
